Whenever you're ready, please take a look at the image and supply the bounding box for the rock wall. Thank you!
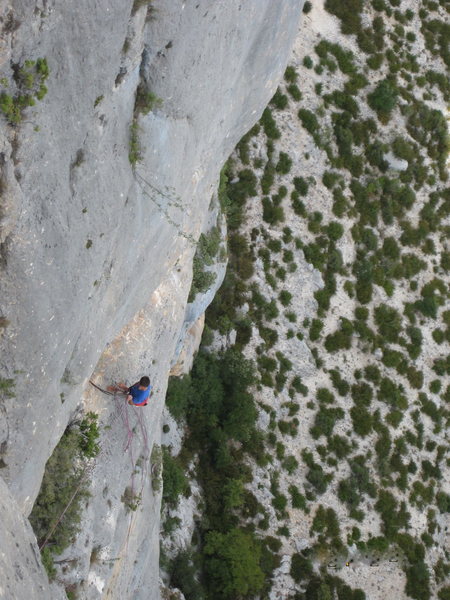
[0,0,303,597]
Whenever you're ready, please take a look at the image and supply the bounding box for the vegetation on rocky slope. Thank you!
[161,0,449,598]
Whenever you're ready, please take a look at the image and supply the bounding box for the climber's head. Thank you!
[139,375,150,389]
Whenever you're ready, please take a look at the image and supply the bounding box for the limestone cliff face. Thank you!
[0,0,303,597]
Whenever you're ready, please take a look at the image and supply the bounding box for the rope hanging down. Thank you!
[39,382,150,552]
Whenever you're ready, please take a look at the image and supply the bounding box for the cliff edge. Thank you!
[0,1,303,598]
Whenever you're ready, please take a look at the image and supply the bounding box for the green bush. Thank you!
[0,58,49,124]
[188,256,217,301]
[270,88,288,110]
[262,197,285,225]
[169,550,205,600]
[325,0,363,34]
[325,329,352,352]
[327,221,344,241]
[290,552,313,582]
[204,528,265,599]
[298,108,320,135]
[276,152,292,174]
[289,485,307,509]
[322,170,341,189]
[166,374,191,421]
[374,304,402,343]
[135,86,162,114]
[78,413,100,458]
[279,290,292,306]
[311,406,344,439]
[309,319,323,341]
[293,176,309,196]
[129,120,142,164]
[317,388,335,404]
[368,79,398,118]
[29,421,94,563]
[350,405,373,437]
[287,84,302,101]
[329,370,350,396]
[284,66,298,83]
[302,450,332,495]
[162,448,189,507]
[260,108,281,139]
[328,434,351,458]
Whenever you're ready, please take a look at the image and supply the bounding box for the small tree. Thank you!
[204,528,264,598]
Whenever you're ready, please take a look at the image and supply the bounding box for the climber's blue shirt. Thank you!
[129,384,151,406]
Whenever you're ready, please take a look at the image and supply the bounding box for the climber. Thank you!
[107,376,152,406]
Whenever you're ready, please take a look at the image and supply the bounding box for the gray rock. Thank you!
[0,477,65,600]
[0,0,304,597]
[383,151,408,171]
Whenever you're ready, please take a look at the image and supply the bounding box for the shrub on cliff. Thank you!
[162,448,189,507]
[29,420,94,570]
[204,529,265,599]
[166,374,191,421]
[276,151,292,174]
[325,0,363,34]
[368,79,398,120]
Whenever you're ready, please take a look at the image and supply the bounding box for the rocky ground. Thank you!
[161,0,449,598]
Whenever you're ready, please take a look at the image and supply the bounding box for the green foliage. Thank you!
[225,168,258,230]
[311,405,344,439]
[29,420,95,561]
[188,257,217,302]
[276,151,292,174]
[0,57,49,124]
[368,79,398,118]
[169,550,205,600]
[279,290,292,307]
[298,108,320,136]
[309,318,324,341]
[41,547,56,580]
[374,304,402,343]
[328,434,351,458]
[121,486,141,512]
[325,328,352,353]
[166,374,191,421]
[327,222,344,241]
[188,227,223,301]
[270,88,288,110]
[129,120,142,164]
[162,447,189,507]
[302,450,332,495]
[325,0,363,34]
[291,552,313,582]
[287,84,302,101]
[375,490,409,538]
[260,108,280,139]
[204,528,264,599]
[135,86,162,114]
[315,40,356,74]
[284,66,298,83]
[262,196,285,225]
[436,492,450,513]
[78,412,100,458]
[293,176,309,196]
[289,485,307,509]
[0,377,15,399]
